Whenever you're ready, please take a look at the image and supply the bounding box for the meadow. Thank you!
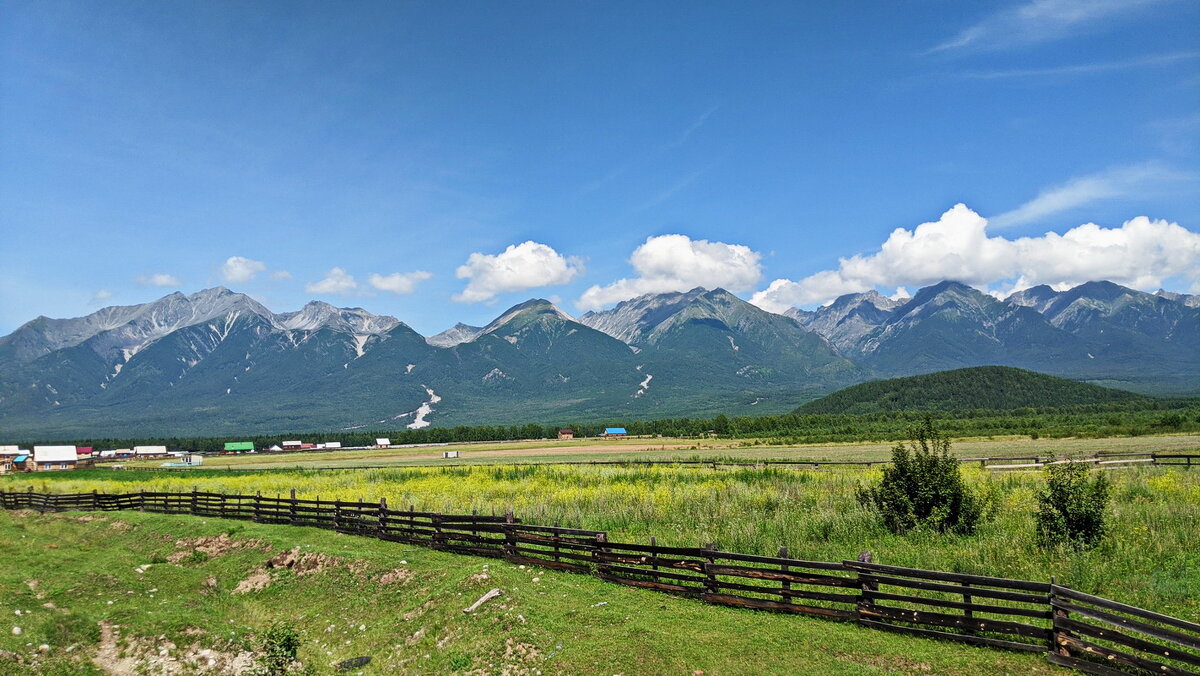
[10,459,1199,621]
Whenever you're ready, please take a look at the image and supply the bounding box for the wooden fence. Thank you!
[2,488,1196,675]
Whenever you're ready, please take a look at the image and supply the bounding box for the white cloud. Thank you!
[990,162,1195,229]
[305,267,358,295]
[138,273,181,287]
[453,241,583,303]
[270,270,293,280]
[930,0,1171,53]
[219,256,267,284]
[576,234,762,310]
[89,289,113,305]
[369,271,433,295]
[749,203,1200,313]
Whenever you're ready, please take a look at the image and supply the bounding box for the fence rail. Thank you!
[2,488,1197,675]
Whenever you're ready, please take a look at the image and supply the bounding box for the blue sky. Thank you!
[2,0,1198,334]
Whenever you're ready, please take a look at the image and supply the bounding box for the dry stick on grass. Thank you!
[464,588,503,613]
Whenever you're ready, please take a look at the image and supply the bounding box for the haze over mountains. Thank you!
[1,280,1196,438]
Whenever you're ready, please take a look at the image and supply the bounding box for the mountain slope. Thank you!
[796,366,1147,415]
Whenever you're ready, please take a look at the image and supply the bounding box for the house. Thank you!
[133,445,168,457]
[76,446,95,458]
[375,438,391,448]
[281,440,303,450]
[601,427,627,437]
[557,429,574,440]
[32,445,78,471]
[320,441,342,450]
[0,446,21,473]
[223,442,254,454]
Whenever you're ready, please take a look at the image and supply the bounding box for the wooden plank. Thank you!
[857,619,1048,653]
[596,574,705,595]
[707,564,858,588]
[1054,585,1200,635]
[716,579,859,605]
[1045,652,1134,676]
[844,560,1050,592]
[701,593,855,619]
[1053,599,1200,651]
[1055,633,1196,676]
[863,589,1052,620]
[860,605,1051,640]
[600,562,708,584]
[1057,617,1200,669]
[861,573,1047,604]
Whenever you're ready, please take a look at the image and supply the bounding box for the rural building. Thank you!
[32,445,78,471]
[602,427,627,437]
[0,446,23,473]
[76,446,94,457]
[375,438,391,448]
[268,444,283,452]
[223,442,254,453]
[282,440,303,450]
[557,429,574,440]
[99,449,131,458]
[133,445,168,457]
[319,441,342,449]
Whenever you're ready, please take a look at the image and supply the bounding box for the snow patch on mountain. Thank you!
[634,373,653,398]
[407,387,442,429]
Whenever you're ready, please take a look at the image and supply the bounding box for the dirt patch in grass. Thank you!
[835,652,933,674]
[167,534,268,563]
[231,572,272,595]
[379,568,413,585]
[92,620,257,675]
[266,546,365,576]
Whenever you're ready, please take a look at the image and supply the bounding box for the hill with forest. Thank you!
[794,366,1148,415]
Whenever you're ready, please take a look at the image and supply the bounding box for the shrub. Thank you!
[1035,459,1109,549]
[251,621,307,676]
[857,417,982,535]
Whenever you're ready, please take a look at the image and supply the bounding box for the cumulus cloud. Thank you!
[369,271,433,295]
[576,235,762,310]
[137,273,181,287]
[219,256,268,283]
[930,0,1171,53]
[990,162,1196,229]
[305,267,358,295]
[749,204,1200,313]
[453,241,583,303]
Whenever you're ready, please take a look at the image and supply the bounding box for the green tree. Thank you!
[857,417,982,535]
[1035,459,1109,549]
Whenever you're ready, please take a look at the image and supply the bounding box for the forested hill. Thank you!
[794,366,1147,415]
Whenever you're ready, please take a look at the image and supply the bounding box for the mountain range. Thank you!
[0,281,1196,437]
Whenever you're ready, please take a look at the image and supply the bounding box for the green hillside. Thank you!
[795,366,1147,415]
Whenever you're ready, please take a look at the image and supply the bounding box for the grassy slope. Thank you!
[796,366,1145,415]
[0,510,1053,675]
[10,458,1200,620]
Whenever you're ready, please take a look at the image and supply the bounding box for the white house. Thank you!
[32,445,78,471]
[375,438,391,448]
[320,441,342,449]
[133,445,168,456]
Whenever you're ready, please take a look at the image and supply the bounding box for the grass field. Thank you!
[8,435,1199,622]
[100,433,1200,471]
[0,509,1057,675]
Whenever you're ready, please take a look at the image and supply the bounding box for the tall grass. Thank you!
[6,464,1199,618]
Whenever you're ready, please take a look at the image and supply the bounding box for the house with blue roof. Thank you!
[602,427,627,437]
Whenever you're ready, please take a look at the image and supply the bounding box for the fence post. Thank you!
[703,542,718,598]
[1049,579,1071,658]
[139,489,145,512]
[779,546,792,606]
[856,550,875,620]
[378,498,388,538]
[253,492,261,523]
[191,487,198,515]
[432,513,443,549]
[333,499,342,532]
[289,489,297,526]
[593,533,608,579]
[503,510,516,561]
[553,521,561,565]
[91,489,99,511]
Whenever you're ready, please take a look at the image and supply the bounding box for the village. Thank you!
[0,427,631,473]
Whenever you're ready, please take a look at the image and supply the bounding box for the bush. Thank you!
[1035,459,1109,549]
[857,417,982,535]
[251,621,307,676]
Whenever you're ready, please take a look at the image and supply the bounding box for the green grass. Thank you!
[0,509,1056,675]
[9,457,1200,621]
